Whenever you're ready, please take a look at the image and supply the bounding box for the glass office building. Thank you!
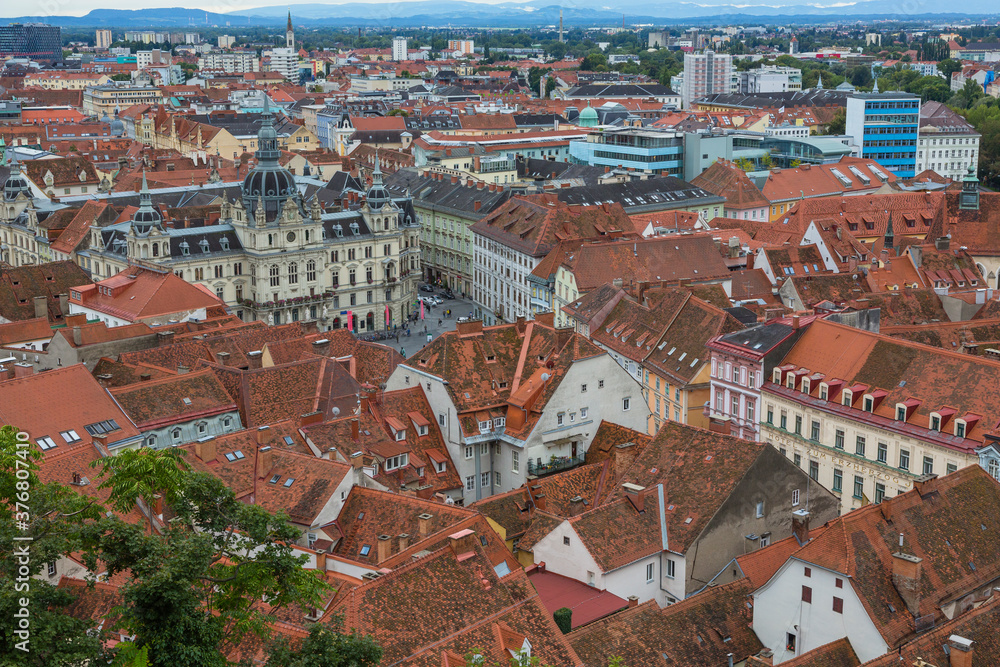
[0,23,61,61]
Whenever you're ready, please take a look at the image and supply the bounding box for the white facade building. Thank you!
[681,50,733,108]
[392,36,408,62]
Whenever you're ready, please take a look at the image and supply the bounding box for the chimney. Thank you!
[377,534,392,563]
[57,292,69,315]
[13,362,33,379]
[216,351,230,366]
[418,512,433,538]
[912,473,937,496]
[194,436,216,462]
[450,175,458,184]
[533,492,547,511]
[177,364,190,374]
[754,649,774,666]
[473,155,481,171]
[792,315,801,330]
[311,338,331,356]
[569,495,586,517]
[612,277,624,289]
[351,418,360,442]
[891,549,923,616]
[33,296,47,319]
[948,636,975,667]
[139,372,152,382]
[247,350,263,369]
[157,330,175,346]
[627,595,639,608]
[255,425,273,447]
[72,326,83,346]
[398,533,410,552]
[474,200,482,212]
[95,373,113,387]
[65,313,86,327]
[258,445,273,476]
[791,509,810,545]
[349,451,364,470]
[447,528,476,556]
[936,236,951,251]
[622,483,645,512]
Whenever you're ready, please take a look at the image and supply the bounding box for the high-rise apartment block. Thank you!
[682,50,733,108]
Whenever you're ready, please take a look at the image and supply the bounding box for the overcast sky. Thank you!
[1,0,511,18]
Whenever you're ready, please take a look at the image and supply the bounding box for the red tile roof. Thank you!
[692,159,770,210]
[0,260,92,323]
[762,157,897,203]
[69,267,224,323]
[0,316,52,345]
[109,368,237,430]
[0,364,141,456]
[567,579,762,667]
[527,569,628,628]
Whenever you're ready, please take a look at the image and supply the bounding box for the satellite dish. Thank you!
[332,407,340,417]
[541,373,550,382]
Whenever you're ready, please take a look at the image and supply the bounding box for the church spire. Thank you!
[873,77,880,94]
[286,10,295,49]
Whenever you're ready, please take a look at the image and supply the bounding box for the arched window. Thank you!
[171,429,182,441]
[288,262,298,284]
[152,243,159,257]
[269,265,280,287]
[197,423,207,435]
[146,435,157,448]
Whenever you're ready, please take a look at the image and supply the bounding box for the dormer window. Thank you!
[772,368,782,383]
[418,425,428,436]
[220,236,230,251]
[199,239,210,253]
[819,384,828,401]
[394,428,406,442]
[801,378,811,394]
[180,241,190,256]
[930,413,941,431]
[385,453,408,471]
[896,405,907,421]
[955,420,966,438]
[494,417,505,428]
[785,373,795,389]
[863,395,874,412]
[479,420,490,433]
[842,390,853,407]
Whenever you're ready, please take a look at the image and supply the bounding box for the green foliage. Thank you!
[938,58,962,80]
[553,606,572,634]
[81,470,331,667]
[579,52,606,72]
[958,102,1000,189]
[89,447,189,532]
[823,108,846,136]
[0,425,106,666]
[387,108,409,116]
[265,617,382,667]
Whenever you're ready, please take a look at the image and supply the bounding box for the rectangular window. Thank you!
[581,407,588,419]
[833,468,843,492]
[878,442,888,464]
[466,476,475,491]
[646,562,654,583]
[766,405,774,424]
[801,585,812,603]
[623,397,631,411]
[794,415,802,435]
[834,429,844,449]
[794,453,802,467]
[755,501,764,518]
[581,384,587,393]
[747,402,754,423]
[922,456,934,475]
[853,475,864,499]
[481,472,490,488]
[810,421,820,441]
[47,561,56,576]
[780,412,787,430]
[512,451,519,473]
[732,395,740,418]
[666,559,676,578]
[557,413,564,426]
[899,449,910,471]
[874,482,886,504]
[947,463,958,475]
[465,446,473,459]
[809,460,819,481]
[792,489,800,506]
[495,471,501,487]
[856,435,866,457]
[833,597,844,614]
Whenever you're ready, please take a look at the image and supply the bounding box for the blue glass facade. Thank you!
[569,130,684,176]
[847,94,920,179]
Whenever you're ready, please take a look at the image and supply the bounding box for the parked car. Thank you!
[441,289,455,299]
[419,284,435,293]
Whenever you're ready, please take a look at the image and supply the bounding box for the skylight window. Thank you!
[283,436,294,446]
[60,430,81,444]
[360,544,371,557]
[283,478,295,487]
[37,436,57,450]
[268,474,281,484]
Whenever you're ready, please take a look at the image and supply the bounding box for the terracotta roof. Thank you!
[773,637,861,666]
[692,159,770,210]
[0,316,52,345]
[568,234,732,294]
[57,321,155,348]
[69,267,224,323]
[569,422,767,571]
[762,157,896,203]
[51,200,113,255]
[471,194,638,258]
[39,443,146,525]
[862,593,1000,667]
[183,432,352,526]
[0,260,92,323]
[331,486,473,566]
[23,155,101,188]
[333,542,582,667]
[110,368,237,430]
[527,569,628,629]
[568,580,762,667]
[788,466,1000,648]
[776,318,1000,448]
[583,420,652,468]
[0,364,141,456]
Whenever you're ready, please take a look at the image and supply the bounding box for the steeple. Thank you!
[365,149,391,210]
[884,211,894,252]
[241,98,298,223]
[3,149,31,202]
[130,170,163,235]
[286,11,294,49]
[959,164,980,211]
[873,78,880,94]
[816,73,823,90]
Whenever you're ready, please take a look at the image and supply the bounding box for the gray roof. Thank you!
[694,90,850,109]
[384,168,512,219]
[564,84,678,98]
[549,177,724,213]
[717,320,795,353]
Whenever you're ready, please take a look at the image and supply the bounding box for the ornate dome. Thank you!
[365,153,391,210]
[241,98,299,223]
[109,108,125,137]
[3,154,31,202]
[578,104,599,128]
[130,171,163,235]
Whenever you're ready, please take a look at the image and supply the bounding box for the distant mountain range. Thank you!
[8,1,1000,28]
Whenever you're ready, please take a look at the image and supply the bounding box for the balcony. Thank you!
[528,454,585,477]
